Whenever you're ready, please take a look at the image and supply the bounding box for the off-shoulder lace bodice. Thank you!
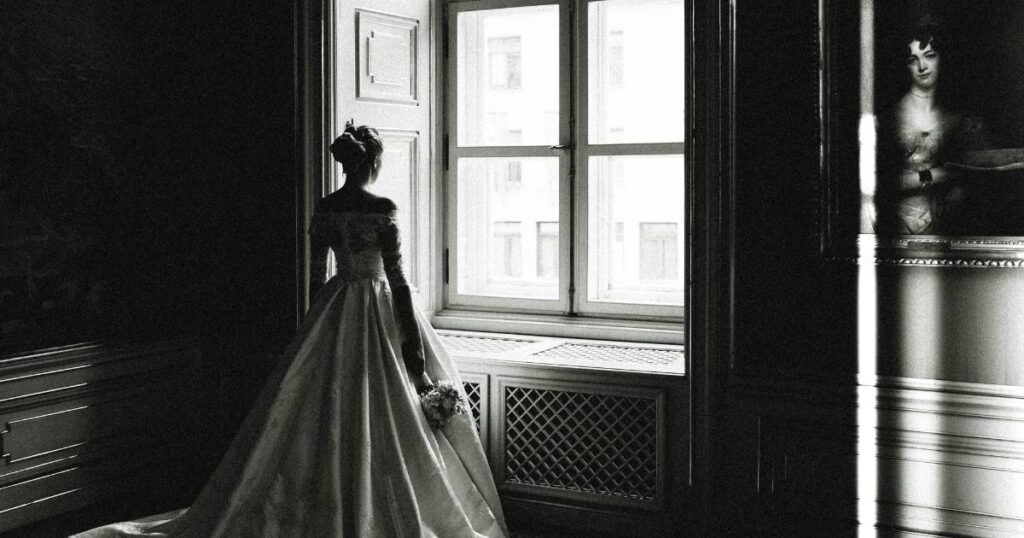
[308,210,407,287]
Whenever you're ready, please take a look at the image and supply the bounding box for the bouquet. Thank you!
[418,379,469,430]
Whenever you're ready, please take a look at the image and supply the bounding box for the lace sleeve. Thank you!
[380,213,408,289]
[307,212,334,244]
[307,213,331,292]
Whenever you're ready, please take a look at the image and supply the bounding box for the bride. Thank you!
[72,123,508,537]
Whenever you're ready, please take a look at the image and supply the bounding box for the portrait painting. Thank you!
[822,0,1024,262]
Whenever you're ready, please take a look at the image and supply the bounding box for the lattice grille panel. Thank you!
[504,386,658,501]
[464,381,482,434]
[439,334,536,354]
[535,343,682,366]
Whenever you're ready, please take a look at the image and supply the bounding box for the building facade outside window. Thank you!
[488,36,522,89]
[447,0,685,325]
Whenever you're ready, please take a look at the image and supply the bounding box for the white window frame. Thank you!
[445,0,572,315]
[436,0,687,342]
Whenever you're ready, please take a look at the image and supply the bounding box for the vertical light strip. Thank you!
[857,261,879,538]
[856,0,879,536]
[857,0,876,209]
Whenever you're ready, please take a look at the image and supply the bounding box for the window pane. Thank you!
[457,157,559,299]
[492,221,523,277]
[536,221,559,280]
[588,0,685,144]
[457,5,559,147]
[638,223,678,280]
[588,155,684,305]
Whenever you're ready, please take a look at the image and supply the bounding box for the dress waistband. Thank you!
[333,251,386,282]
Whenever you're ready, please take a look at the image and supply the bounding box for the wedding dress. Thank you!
[73,209,508,537]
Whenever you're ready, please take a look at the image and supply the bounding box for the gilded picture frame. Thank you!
[821,0,1024,265]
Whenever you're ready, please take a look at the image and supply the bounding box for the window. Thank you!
[608,30,624,86]
[639,222,678,281]
[447,0,685,321]
[491,221,523,278]
[506,161,522,186]
[537,221,559,280]
[488,36,522,89]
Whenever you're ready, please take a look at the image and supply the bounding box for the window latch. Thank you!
[549,144,573,150]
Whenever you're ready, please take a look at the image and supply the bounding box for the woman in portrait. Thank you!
[873,16,990,235]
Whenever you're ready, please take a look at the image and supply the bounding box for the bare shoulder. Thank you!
[371,196,398,214]
[316,190,350,211]
[317,190,397,214]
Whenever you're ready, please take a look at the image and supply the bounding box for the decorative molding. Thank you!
[826,236,1024,266]
[749,373,1024,535]
[355,9,418,104]
[875,500,1024,538]
[732,372,1024,404]
[0,339,199,533]
[0,340,196,411]
[374,128,420,286]
[868,257,1024,267]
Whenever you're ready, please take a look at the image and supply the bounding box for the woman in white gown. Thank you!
[72,123,508,537]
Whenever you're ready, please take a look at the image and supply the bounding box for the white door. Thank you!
[330,0,432,295]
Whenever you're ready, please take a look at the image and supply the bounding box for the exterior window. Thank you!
[608,30,624,85]
[639,222,678,281]
[491,221,522,278]
[486,112,510,144]
[488,36,522,89]
[493,160,523,193]
[449,0,685,319]
[536,221,559,280]
[507,161,522,186]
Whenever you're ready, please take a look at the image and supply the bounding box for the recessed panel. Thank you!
[356,9,418,104]
[371,129,418,285]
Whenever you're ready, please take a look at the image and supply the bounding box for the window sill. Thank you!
[435,327,685,376]
[431,309,684,345]
[431,310,685,376]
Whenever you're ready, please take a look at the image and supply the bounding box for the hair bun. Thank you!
[331,132,368,171]
[330,123,384,176]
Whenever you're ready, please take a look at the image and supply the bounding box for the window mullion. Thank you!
[562,0,576,315]
[569,0,586,316]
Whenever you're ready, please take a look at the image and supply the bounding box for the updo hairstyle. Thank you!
[330,123,384,176]
[903,14,943,55]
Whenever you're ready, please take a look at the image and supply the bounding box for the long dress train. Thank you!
[72,210,508,537]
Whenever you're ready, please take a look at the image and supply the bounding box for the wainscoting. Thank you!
[0,340,200,534]
[732,375,1024,537]
[1,333,684,536]
[439,330,688,537]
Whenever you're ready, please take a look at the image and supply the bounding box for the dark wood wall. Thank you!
[1,1,298,531]
[718,1,1024,535]
[731,1,858,379]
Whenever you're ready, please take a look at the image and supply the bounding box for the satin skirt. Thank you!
[72,276,507,537]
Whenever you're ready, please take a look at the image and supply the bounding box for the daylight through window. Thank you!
[447,0,685,320]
